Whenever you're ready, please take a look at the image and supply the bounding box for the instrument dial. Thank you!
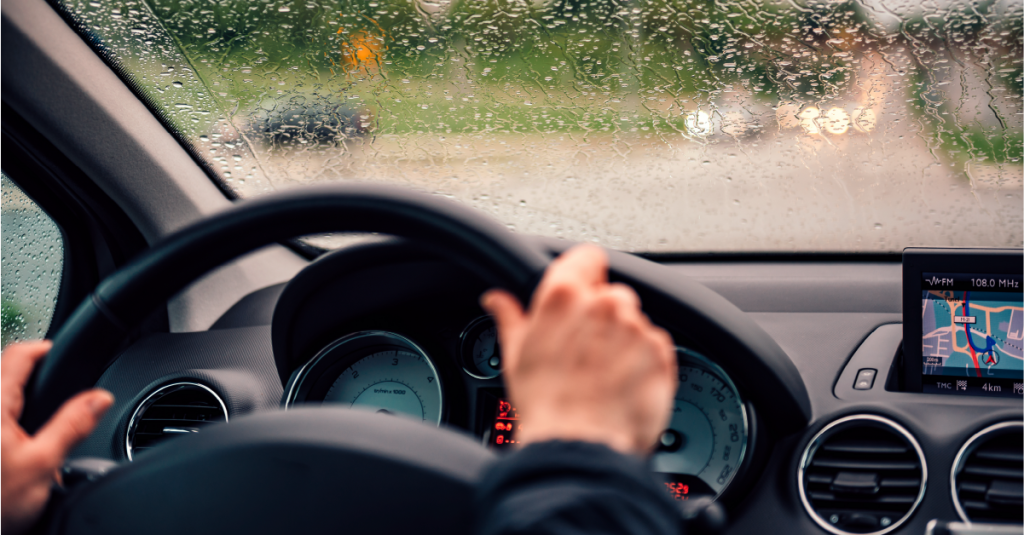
[324,349,442,424]
[653,348,749,500]
[459,317,502,379]
[286,331,444,425]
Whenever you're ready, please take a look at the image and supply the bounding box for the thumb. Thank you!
[32,389,113,466]
[481,289,527,370]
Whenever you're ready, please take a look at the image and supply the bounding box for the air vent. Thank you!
[952,421,1023,524]
[799,415,926,535]
[125,382,228,461]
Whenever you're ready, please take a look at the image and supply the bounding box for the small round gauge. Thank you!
[285,331,444,425]
[652,348,748,500]
[459,316,502,379]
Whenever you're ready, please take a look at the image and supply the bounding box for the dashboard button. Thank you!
[854,369,877,390]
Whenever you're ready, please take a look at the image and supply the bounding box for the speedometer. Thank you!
[653,348,748,500]
[285,331,444,425]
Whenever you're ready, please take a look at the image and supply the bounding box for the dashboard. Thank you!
[70,242,1023,535]
[3,0,1019,531]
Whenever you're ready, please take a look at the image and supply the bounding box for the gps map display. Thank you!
[921,273,1024,397]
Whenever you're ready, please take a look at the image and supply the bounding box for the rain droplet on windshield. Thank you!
[52,0,1023,252]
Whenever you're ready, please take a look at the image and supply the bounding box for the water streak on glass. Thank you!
[54,0,1022,251]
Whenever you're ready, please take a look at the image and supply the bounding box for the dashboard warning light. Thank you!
[490,398,520,449]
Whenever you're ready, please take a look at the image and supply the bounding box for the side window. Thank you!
[1,173,64,347]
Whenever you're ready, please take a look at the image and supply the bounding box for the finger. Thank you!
[541,244,609,292]
[481,289,527,370]
[605,282,642,312]
[32,389,114,466]
[481,289,527,330]
[651,329,678,374]
[1,341,53,420]
[585,285,643,331]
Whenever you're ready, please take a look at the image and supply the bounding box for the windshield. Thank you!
[54,0,1021,252]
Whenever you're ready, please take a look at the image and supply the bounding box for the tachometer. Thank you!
[653,348,748,501]
[285,331,444,425]
[459,316,502,379]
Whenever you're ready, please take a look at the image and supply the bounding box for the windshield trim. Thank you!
[44,0,241,203]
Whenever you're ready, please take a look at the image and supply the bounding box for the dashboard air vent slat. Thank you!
[975,448,1022,463]
[125,382,228,461]
[962,465,1020,479]
[821,439,909,455]
[799,415,926,535]
[879,478,920,488]
[952,421,1023,525]
[811,459,918,471]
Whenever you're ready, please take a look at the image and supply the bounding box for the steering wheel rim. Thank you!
[21,183,550,433]
[52,408,499,535]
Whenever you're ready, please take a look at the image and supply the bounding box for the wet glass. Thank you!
[53,0,1022,251]
[1,174,65,347]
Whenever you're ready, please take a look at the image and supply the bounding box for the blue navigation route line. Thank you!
[964,291,998,357]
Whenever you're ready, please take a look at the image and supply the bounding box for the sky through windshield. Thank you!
[54,0,1022,252]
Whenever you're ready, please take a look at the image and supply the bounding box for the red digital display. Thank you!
[659,474,715,501]
[491,399,522,448]
[488,397,714,503]
[664,482,690,501]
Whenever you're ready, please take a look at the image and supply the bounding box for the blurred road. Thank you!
[244,113,1022,253]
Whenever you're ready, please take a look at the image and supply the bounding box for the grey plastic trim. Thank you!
[283,331,444,426]
[125,382,229,461]
[2,0,308,334]
[950,421,1023,524]
[797,414,928,535]
[1,0,227,241]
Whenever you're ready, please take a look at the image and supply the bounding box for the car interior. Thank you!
[1,0,1022,533]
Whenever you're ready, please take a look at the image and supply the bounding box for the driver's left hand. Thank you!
[1,341,114,535]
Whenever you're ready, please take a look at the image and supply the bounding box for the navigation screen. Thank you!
[921,272,1024,397]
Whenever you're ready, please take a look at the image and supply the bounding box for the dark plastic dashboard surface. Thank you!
[71,246,1023,535]
[71,326,283,461]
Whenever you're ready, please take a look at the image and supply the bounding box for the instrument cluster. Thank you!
[285,315,755,503]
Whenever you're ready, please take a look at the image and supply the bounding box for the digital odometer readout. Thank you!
[921,272,1023,398]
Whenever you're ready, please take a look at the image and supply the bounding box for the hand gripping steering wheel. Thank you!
[20,184,550,535]
[19,183,809,535]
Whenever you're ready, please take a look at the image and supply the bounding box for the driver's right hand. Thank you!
[482,244,678,456]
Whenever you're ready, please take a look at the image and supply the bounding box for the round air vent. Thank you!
[125,382,228,461]
[798,415,927,535]
[951,421,1023,524]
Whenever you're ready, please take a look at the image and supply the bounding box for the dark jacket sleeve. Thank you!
[475,441,684,535]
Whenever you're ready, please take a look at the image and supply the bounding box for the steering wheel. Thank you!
[21,184,550,535]
[20,183,809,534]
